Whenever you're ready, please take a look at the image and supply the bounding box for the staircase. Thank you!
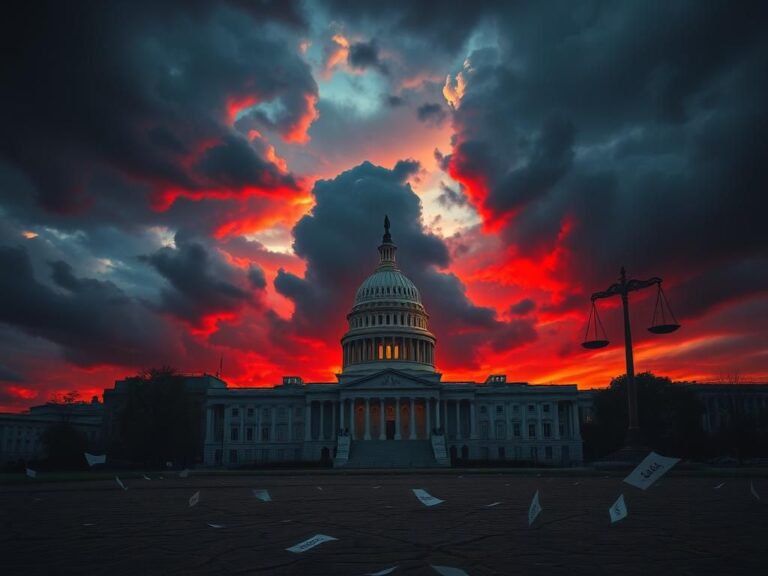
[343,440,445,468]
[334,435,351,467]
[431,434,450,466]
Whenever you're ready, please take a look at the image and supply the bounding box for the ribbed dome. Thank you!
[355,269,421,305]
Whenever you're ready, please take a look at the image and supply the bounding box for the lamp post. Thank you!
[584,267,680,450]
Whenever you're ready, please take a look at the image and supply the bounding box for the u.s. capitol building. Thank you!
[203,219,584,468]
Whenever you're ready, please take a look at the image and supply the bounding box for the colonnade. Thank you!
[342,336,435,367]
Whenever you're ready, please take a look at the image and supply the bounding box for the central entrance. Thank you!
[385,420,396,440]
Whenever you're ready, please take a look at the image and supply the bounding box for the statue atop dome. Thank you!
[383,214,392,243]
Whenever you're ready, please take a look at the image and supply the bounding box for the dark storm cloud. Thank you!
[443,0,768,318]
[416,103,447,126]
[274,161,537,367]
[0,365,24,383]
[510,299,536,316]
[0,245,181,367]
[0,0,314,215]
[347,40,388,75]
[142,236,261,326]
[437,181,468,209]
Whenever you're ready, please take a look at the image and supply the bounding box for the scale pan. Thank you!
[582,339,609,349]
[648,323,680,334]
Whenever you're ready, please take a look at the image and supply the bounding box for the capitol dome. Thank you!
[340,216,436,375]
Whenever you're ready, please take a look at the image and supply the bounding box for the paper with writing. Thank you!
[253,489,272,502]
[623,451,680,490]
[609,494,628,523]
[84,453,106,466]
[413,488,444,507]
[431,565,470,576]
[286,534,337,553]
[366,566,398,575]
[528,490,542,526]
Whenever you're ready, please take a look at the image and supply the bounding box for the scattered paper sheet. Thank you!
[115,476,127,490]
[26,468,37,479]
[179,469,189,478]
[484,502,502,507]
[316,486,323,491]
[84,453,106,467]
[609,494,628,523]
[714,482,725,490]
[372,485,382,489]
[431,565,470,576]
[750,481,760,501]
[623,451,680,491]
[143,474,151,480]
[366,566,398,575]
[253,489,272,502]
[286,534,337,553]
[413,488,444,507]
[189,491,200,507]
[208,523,224,529]
[528,490,542,526]
[573,482,580,486]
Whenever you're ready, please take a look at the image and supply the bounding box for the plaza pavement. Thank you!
[1,471,766,575]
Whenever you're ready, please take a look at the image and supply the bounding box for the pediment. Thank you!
[339,368,440,391]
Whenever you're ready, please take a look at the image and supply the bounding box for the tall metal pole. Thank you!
[619,268,640,447]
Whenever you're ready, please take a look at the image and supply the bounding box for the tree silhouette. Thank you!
[582,372,707,460]
[42,422,87,470]
[117,367,201,468]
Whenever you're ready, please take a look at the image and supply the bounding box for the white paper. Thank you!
[484,501,502,507]
[413,488,444,507]
[84,452,106,466]
[26,468,37,479]
[623,451,680,491]
[528,490,542,526]
[316,486,323,491]
[208,523,224,528]
[143,474,151,480]
[713,482,725,490]
[750,481,760,501]
[253,489,272,502]
[285,534,337,553]
[179,469,189,478]
[609,494,628,523]
[372,485,382,489]
[366,566,398,576]
[431,565,470,576]
[189,491,200,507]
[115,476,127,490]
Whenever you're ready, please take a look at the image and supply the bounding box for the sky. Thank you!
[1,1,767,411]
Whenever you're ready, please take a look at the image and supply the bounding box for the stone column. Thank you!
[239,406,245,443]
[364,398,371,440]
[376,398,384,440]
[506,402,513,440]
[409,397,416,439]
[205,407,214,443]
[435,399,441,434]
[317,400,325,440]
[395,398,402,440]
[270,406,276,443]
[521,403,528,438]
[305,401,312,441]
[426,398,431,438]
[350,399,356,439]
[332,400,337,437]
[571,402,581,439]
[287,404,293,441]
[554,401,561,440]
[455,400,461,439]
[340,399,346,432]
[470,400,478,439]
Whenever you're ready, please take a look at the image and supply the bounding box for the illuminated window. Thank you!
[394,345,399,359]
[378,345,384,359]
[386,345,392,359]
